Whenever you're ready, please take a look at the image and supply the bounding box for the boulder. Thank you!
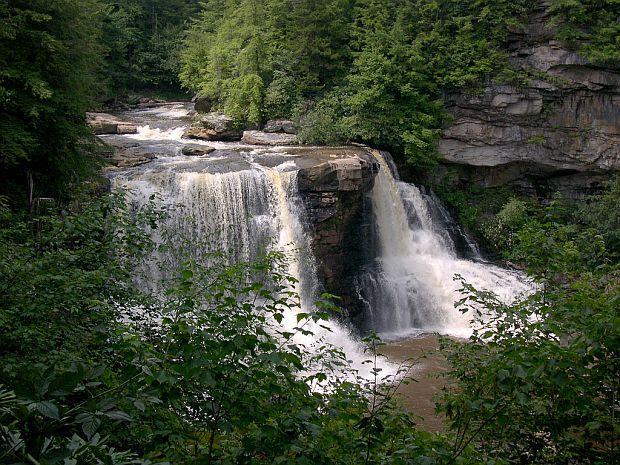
[184,112,242,141]
[241,130,298,146]
[263,119,296,134]
[193,95,212,113]
[181,144,216,156]
[117,124,138,135]
[87,112,137,135]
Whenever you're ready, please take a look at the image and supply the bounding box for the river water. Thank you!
[101,103,530,390]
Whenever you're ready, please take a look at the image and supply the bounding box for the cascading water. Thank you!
[355,151,530,339]
[103,103,529,378]
[107,104,386,378]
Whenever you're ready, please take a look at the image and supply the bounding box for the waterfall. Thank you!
[112,154,388,379]
[355,151,529,339]
[104,103,530,379]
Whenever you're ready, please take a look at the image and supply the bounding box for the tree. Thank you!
[438,192,619,464]
[0,0,106,202]
[101,0,201,97]
[298,0,443,166]
[181,0,283,124]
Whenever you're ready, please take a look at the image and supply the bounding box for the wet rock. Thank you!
[87,113,137,135]
[103,147,156,170]
[298,154,379,192]
[241,130,298,146]
[184,112,242,141]
[181,144,216,156]
[297,148,380,306]
[117,124,138,135]
[263,119,297,134]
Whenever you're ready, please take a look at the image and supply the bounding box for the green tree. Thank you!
[0,0,106,202]
[412,0,535,88]
[550,0,620,65]
[345,0,442,165]
[439,190,619,464]
[181,0,284,124]
[285,0,355,94]
[101,0,201,97]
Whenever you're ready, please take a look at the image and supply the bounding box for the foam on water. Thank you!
[128,125,186,141]
[356,151,531,339]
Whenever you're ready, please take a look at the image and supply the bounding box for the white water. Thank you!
[128,125,186,141]
[107,104,530,380]
[357,151,530,340]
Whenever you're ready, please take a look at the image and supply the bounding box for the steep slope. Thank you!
[436,1,619,198]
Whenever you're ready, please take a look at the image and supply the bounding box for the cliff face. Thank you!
[437,3,620,198]
[297,149,379,310]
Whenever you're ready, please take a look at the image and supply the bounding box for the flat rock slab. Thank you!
[296,147,379,192]
[87,112,137,135]
[242,130,298,146]
[104,148,156,170]
[181,144,216,156]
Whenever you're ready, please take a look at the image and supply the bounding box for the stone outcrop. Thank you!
[437,2,620,198]
[296,147,379,307]
[184,112,243,141]
[241,130,298,146]
[193,95,212,113]
[181,144,216,156]
[87,113,137,135]
[263,119,296,134]
[101,141,156,170]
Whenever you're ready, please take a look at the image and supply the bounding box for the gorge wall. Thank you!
[434,1,620,199]
[297,148,379,314]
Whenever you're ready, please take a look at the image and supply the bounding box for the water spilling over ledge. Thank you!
[100,103,531,375]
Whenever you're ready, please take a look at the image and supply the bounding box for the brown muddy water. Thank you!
[380,334,453,432]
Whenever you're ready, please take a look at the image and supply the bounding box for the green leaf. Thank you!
[182,269,193,280]
[36,401,60,420]
[82,416,101,440]
[133,399,145,412]
[103,410,133,421]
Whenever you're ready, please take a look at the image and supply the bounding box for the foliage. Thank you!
[0,192,472,465]
[100,0,201,98]
[0,192,162,464]
[0,0,106,202]
[0,190,161,378]
[438,184,620,465]
[550,0,620,65]
[440,264,619,464]
[411,0,535,88]
[579,176,620,260]
[482,197,531,251]
[180,0,535,168]
[337,0,444,166]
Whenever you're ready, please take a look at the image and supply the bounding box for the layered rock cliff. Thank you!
[296,147,379,309]
[436,2,620,198]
